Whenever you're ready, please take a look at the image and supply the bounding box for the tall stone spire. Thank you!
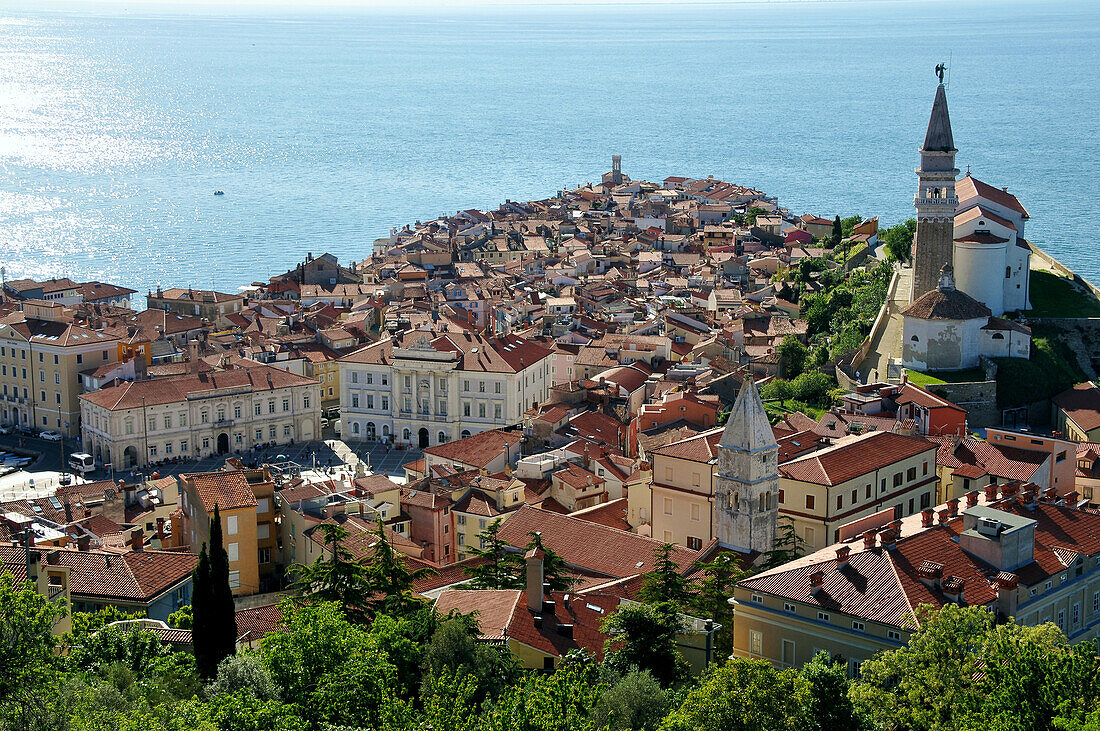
[713,377,779,554]
[910,81,960,303]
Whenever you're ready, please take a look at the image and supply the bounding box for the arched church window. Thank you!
[1006,266,1012,279]
[733,493,740,512]
[910,335,919,343]
[992,333,1005,340]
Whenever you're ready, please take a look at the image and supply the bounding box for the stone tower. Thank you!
[910,83,960,303]
[713,377,779,553]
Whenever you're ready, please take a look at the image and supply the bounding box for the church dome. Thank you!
[901,264,992,321]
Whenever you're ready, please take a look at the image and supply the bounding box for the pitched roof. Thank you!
[719,377,776,453]
[0,544,196,602]
[922,83,955,152]
[901,284,991,321]
[80,363,316,410]
[928,435,1046,482]
[957,175,1030,219]
[496,504,700,580]
[182,471,258,513]
[422,429,522,468]
[1053,382,1100,433]
[779,431,936,486]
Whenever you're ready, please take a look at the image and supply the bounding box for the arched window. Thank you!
[461,430,471,439]
[910,335,919,343]
[992,333,1005,340]
[1006,266,1012,279]
[352,422,360,435]
[733,493,740,512]
[402,428,411,441]
[382,424,390,436]
[438,431,446,444]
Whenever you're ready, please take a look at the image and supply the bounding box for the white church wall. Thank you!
[903,316,983,372]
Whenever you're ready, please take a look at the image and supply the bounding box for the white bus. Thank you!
[68,452,95,475]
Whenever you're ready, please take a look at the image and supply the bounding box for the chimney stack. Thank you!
[965,490,979,508]
[862,531,876,549]
[942,575,966,604]
[809,570,824,592]
[188,339,201,374]
[879,529,897,550]
[1042,487,1057,502]
[130,527,144,552]
[996,571,1019,618]
[937,508,951,525]
[1002,483,1019,500]
[1067,490,1080,505]
[920,508,935,528]
[835,545,850,567]
[984,483,998,502]
[526,547,545,613]
[890,519,903,539]
[947,498,960,518]
[155,517,165,540]
[918,560,944,590]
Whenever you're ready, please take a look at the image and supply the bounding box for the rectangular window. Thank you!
[836,494,843,510]
[257,498,269,514]
[888,630,902,641]
[227,542,239,562]
[269,425,276,438]
[351,372,359,384]
[478,403,486,418]
[852,621,865,632]
[687,536,702,550]
[923,461,929,476]
[352,394,360,408]
[227,515,238,535]
[817,611,829,622]
[1073,603,1080,626]
[493,404,501,420]
[906,467,916,481]
[893,473,903,488]
[229,571,240,589]
[805,495,815,510]
[257,523,270,540]
[783,603,797,614]
[254,403,261,416]
[479,381,485,393]
[749,630,762,655]
[778,489,785,503]
[866,484,872,499]
[181,440,188,452]
[258,547,271,564]
[663,498,673,516]
[494,382,501,394]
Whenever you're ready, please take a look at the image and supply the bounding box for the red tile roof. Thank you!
[423,429,522,468]
[80,363,317,410]
[779,431,936,486]
[928,436,1046,483]
[1053,382,1100,433]
[182,471,258,513]
[957,175,1030,219]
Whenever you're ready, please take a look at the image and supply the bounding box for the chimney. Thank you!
[984,483,998,502]
[1001,482,1019,500]
[1041,487,1057,502]
[526,547,545,613]
[996,571,1019,618]
[947,498,960,518]
[918,560,944,590]
[835,545,850,567]
[188,339,200,374]
[155,516,165,540]
[920,508,935,528]
[130,527,144,552]
[1067,490,1080,505]
[1021,488,1038,509]
[942,575,966,604]
[965,490,979,508]
[890,519,903,539]
[937,508,951,525]
[809,569,824,593]
[862,531,877,549]
[879,529,897,550]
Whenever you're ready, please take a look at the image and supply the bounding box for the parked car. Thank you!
[39,430,62,441]
[0,425,11,435]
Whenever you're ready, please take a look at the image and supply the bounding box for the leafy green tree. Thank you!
[884,218,917,262]
[760,516,807,569]
[68,625,171,675]
[422,615,518,704]
[525,531,578,593]
[206,653,280,701]
[362,519,434,618]
[841,215,863,238]
[850,603,1095,731]
[790,371,835,406]
[166,604,192,629]
[778,335,808,379]
[801,651,864,731]
[168,690,306,731]
[208,505,238,669]
[602,602,688,687]
[688,553,747,659]
[290,522,373,622]
[659,658,810,731]
[0,573,64,706]
[761,379,793,404]
[464,517,524,590]
[594,670,667,731]
[480,663,608,731]
[638,543,691,607]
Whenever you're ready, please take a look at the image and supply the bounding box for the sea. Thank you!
[1,0,1098,301]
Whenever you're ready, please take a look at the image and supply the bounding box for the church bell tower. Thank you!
[910,74,959,303]
[713,377,779,553]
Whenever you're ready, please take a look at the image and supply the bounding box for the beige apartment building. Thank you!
[176,470,261,596]
[79,364,321,469]
[0,301,120,436]
[731,487,1100,677]
[146,287,245,328]
[649,427,723,549]
[776,431,939,552]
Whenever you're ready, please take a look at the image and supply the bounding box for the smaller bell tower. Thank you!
[713,377,779,553]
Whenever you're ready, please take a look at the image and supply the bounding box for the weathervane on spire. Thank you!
[935,63,947,84]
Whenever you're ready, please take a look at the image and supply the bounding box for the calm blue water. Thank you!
[1,0,1098,298]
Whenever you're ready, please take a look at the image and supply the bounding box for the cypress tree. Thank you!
[831,214,843,248]
[207,505,238,671]
[191,543,215,677]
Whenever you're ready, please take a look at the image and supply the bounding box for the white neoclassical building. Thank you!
[79,364,321,468]
[338,327,553,448]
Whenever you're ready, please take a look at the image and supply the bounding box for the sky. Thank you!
[9,0,862,7]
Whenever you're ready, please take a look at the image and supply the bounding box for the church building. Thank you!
[903,77,1033,371]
